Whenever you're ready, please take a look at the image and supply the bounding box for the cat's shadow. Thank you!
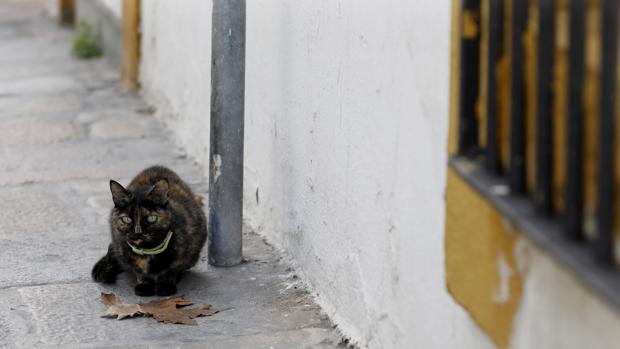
[105,270,210,299]
[177,270,209,287]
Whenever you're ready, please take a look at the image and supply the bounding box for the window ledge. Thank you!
[451,156,620,311]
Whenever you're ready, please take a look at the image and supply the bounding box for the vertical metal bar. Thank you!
[552,0,569,214]
[536,0,555,215]
[523,0,539,195]
[459,0,481,156]
[594,0,618,263]
[582,0,601,241]
[208,0,246,267]
[509,0,527,193]
[498,0,512,172]
[565,0,585,239]
[485,0,503,174]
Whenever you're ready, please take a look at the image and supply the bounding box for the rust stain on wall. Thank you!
[445,168,524,348]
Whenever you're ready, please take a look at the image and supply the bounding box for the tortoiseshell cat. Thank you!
[92,166,207,296]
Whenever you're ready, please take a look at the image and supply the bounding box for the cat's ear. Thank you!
[147,179,169,205]
[110,180,131,207]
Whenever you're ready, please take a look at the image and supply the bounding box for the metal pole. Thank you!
[208,0,245,267]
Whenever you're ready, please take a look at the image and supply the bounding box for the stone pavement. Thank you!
[0,1,342,348]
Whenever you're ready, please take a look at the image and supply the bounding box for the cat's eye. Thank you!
[121,216,132,224]
[147,215,158,223]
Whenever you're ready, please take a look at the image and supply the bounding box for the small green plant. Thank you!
[72,20,102,59]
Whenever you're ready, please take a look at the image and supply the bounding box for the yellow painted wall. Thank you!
[445,169,524,348]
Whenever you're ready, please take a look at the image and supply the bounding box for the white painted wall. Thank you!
[140,0,213,174]
[511,240,620,349]
[242,1,491,348]
[99,0,121,19]
[138,1,620,348]
[42,0,58,18]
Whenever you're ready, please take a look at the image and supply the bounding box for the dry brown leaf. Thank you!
[101,293,143,320]
[179,304,218,318]
[100,292,218,325]
[103,304,142,320]
[101,292,121,306]
[138,296,193,313]
[152,303,219,325]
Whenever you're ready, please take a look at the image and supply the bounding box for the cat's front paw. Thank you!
[92,258,118,284]
[135,283,155,296]
[155,282,177,296]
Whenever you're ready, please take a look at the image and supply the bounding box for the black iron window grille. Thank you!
[453,0,620,308]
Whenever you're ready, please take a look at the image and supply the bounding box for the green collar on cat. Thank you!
[127,231,173,256]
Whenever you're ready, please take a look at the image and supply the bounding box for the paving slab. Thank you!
[0,1,342,348]
[0,94,84,118]
[88,116,161,140]
[0,117,81,145]
[0,138,203,186]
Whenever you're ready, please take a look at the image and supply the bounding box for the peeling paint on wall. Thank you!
[213,154,222,183]
[493,251,514,304]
